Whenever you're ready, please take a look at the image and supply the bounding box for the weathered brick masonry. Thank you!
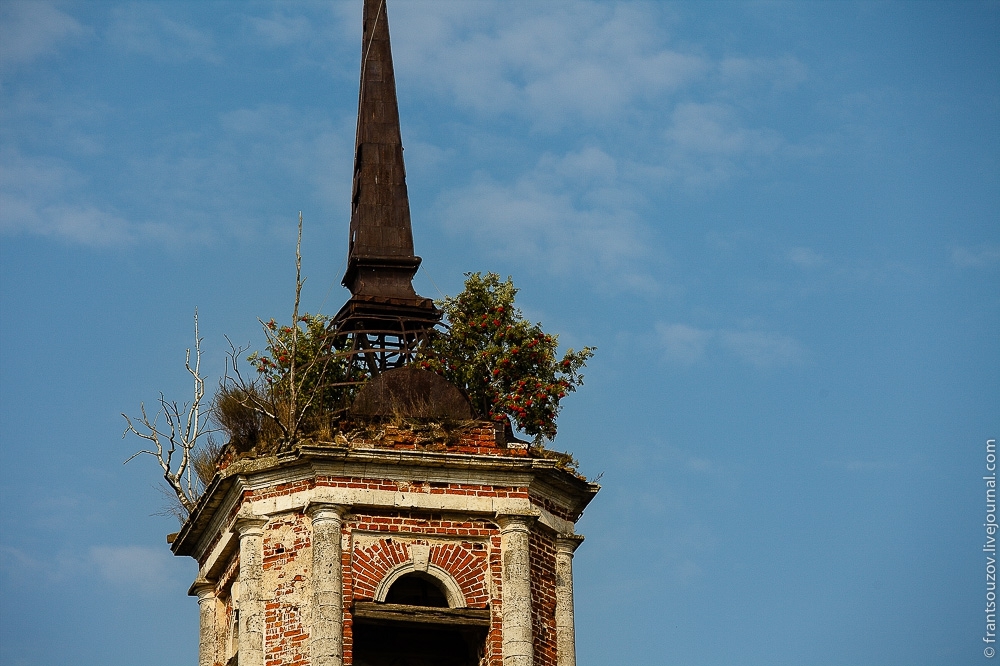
[173,421,597,666]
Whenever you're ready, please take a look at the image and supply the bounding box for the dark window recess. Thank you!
[353,623,482,666]
[355,573,488,666]
[384,573,449,608]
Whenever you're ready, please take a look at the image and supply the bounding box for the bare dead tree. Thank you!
[122,310,210,515]
[221,213,348,449]
[289,211,303,428]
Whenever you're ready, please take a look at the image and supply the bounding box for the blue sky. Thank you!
[0,1,997,664]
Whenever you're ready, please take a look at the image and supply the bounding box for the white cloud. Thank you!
[951,244,1000,269]
[0,1,813,260]
[381,2,798,191]
[0,1,86,71]
[436,147,655,291]
[786,246,828,269]
[1,543,183,595]
[0,544,41,578]
[106,4,219,64]
[245,11,312,47]
[214,103,354,210]
[0,149,121,244]
[391,1,706,128]
[719,329,805,368]
[1,97,355,247]
[718,55,808,91]
[656,322,806,368]
[824,459,898,473]
[89,545,180,595]
[655,323,712,365]
[0,148,172,246]
[663,102,783,186]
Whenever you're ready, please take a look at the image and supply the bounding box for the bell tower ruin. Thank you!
[170,2,599,665]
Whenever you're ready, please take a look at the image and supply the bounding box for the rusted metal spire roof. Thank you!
[339,0,435,316]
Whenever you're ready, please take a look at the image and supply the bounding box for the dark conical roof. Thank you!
[336,0,438,326]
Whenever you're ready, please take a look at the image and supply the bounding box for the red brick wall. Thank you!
[206,467,569,666]
[485,533,505,665]
[263,513,312,666]
[529,530,558,666]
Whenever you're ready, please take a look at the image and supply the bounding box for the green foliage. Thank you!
[214,279,593,449]
[417,272,594,442]
[212,313,367,450]
[247,313,366,414]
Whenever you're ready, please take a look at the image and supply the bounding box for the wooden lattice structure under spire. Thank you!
[331,0,440,374]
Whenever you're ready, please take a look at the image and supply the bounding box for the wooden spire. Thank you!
[337,0,437,322]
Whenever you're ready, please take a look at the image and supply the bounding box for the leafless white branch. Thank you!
[122,310,211,516]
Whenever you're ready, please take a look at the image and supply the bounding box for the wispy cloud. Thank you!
[718,329,806,368]
[1,1,815,259]
[436,147,655,291]
[656,321,806,368]
[0,1,86,72]
[0,149,127,245]
[244,11,312,47]
[0,543,184,596]
[718,54,808,91]
[663,102,784,186]
[656,323,713,365]
[88,545,181,595]
[823,459,899,473]
[951,244,1000,269]
[106,4,219,64]
[392,1,707,129]
[786,246,828,269]
[1,97,354,247]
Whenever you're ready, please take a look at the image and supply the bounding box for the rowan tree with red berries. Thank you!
[416,272,594,443]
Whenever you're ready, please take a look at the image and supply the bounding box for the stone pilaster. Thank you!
[306,502,348,666]
[234,513,269,666]
[193,579,218,666]
[497,513,537,666]
[554,535,584,666]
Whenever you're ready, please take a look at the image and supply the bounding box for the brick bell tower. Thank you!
[170,2,599,665]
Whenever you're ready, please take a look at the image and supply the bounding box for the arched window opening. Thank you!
[357,569,488,665]
[384,572,450,608]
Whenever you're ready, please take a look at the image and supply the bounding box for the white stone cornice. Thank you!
[175,446,597,562]
[555,534,585,554]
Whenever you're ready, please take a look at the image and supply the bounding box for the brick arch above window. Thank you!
[374,562,466,608]
[351,538,491,608]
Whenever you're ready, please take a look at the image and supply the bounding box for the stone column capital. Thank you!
[305,501,348,525]
[496,512,538,534]
[555,534,585,555]
[192,578,217,602]
[233,511,268,538]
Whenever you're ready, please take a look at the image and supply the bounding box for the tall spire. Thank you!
[332,0,439,374]
[339,0,434,313]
